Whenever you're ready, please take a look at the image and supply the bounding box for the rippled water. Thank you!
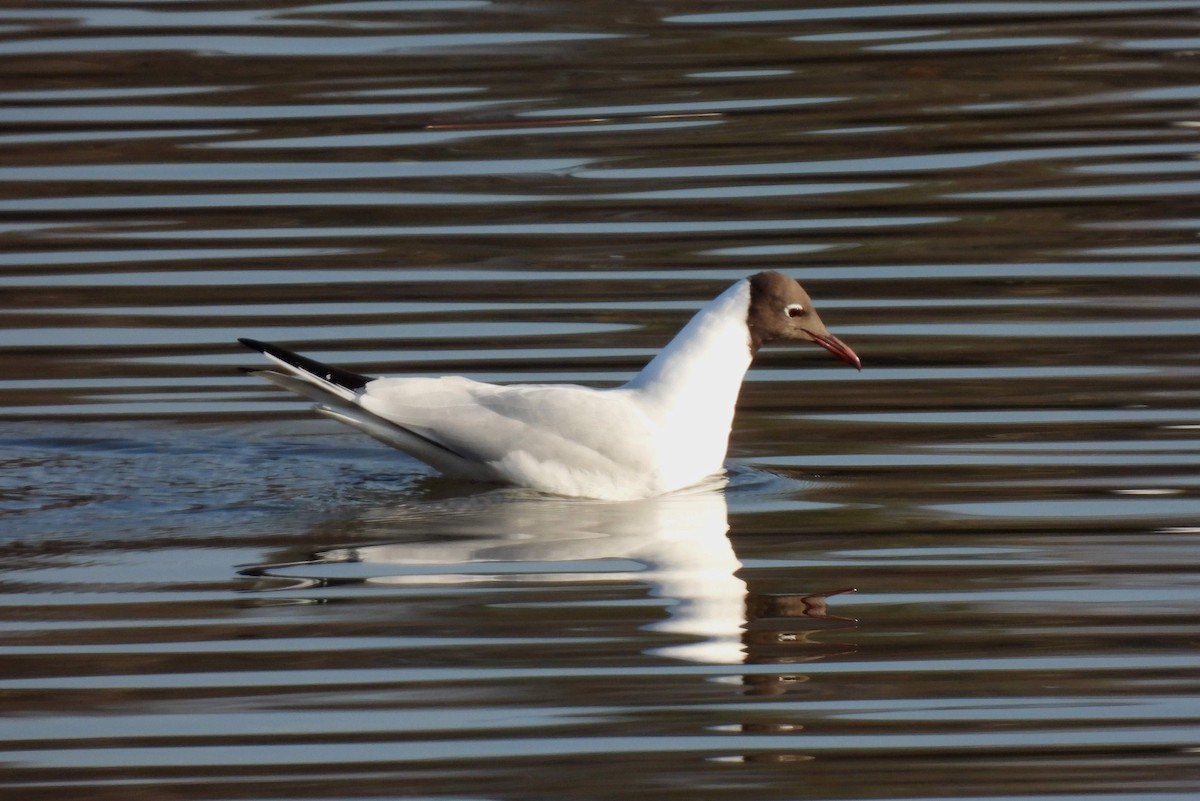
[3,1,1200,799]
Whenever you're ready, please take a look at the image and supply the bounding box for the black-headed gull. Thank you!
[239,271,859,500]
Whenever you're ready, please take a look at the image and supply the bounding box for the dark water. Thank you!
[3,1,1200,798]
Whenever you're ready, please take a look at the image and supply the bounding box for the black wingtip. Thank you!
[238,337,268,353]
[237,337,374,391]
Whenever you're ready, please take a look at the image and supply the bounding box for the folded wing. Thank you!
[239,338,664,497]
[360,377,662,496]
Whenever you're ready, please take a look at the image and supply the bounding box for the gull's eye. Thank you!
[786,303,806,318]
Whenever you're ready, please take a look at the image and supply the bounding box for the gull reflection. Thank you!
[243,477,853,665]
[328,479,745,662]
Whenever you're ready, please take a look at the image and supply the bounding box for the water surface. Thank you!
[2,1,1200,799]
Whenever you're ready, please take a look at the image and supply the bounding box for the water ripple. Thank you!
[3,1,1200,798]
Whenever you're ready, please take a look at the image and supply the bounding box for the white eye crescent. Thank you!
[785,303,806,318]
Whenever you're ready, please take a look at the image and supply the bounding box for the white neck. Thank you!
[625,279,753,411]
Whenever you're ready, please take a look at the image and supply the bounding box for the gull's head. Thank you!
[745,271,861,370]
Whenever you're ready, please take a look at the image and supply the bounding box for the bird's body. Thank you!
[241,272,858,500]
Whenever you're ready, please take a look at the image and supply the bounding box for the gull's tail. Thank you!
[238,338,485,477]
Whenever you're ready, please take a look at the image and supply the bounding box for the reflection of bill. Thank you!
[246,482,855,665]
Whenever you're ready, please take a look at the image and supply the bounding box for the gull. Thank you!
[239,271,860,500]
